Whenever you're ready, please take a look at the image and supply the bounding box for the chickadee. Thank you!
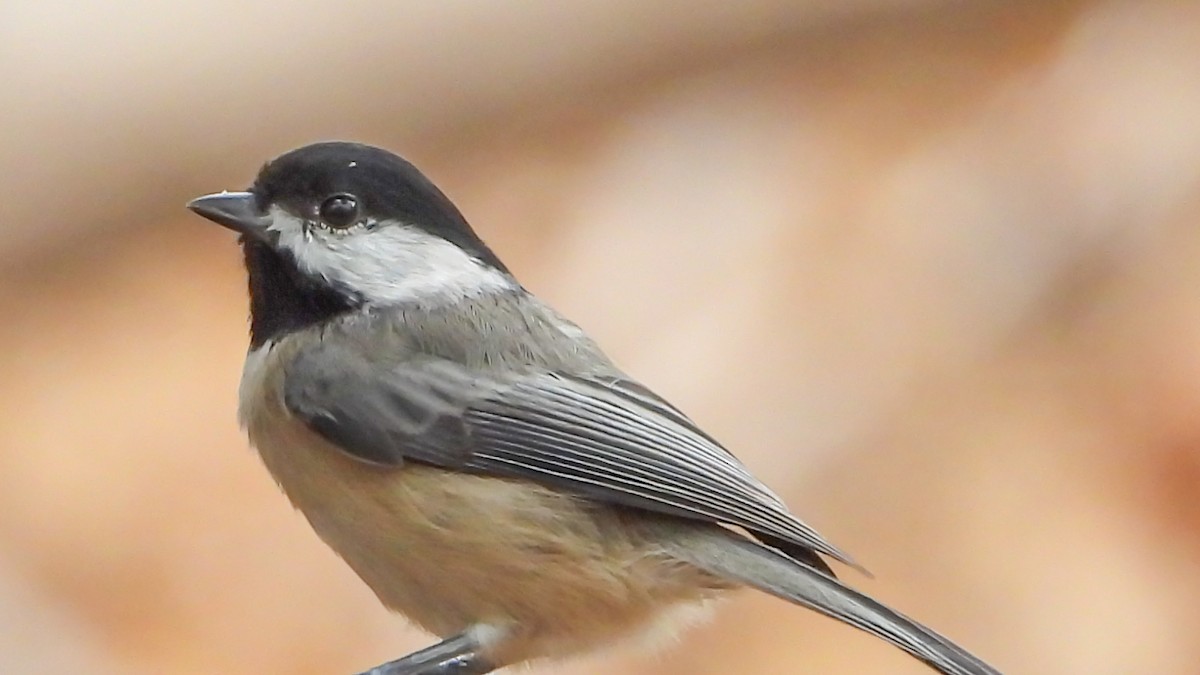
[187,141,999,675]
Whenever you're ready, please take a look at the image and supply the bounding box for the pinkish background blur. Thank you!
[2,1,1199,674]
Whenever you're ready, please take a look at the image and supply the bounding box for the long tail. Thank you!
[663,527,1001,675]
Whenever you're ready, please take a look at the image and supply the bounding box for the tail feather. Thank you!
[664,528,1001,675]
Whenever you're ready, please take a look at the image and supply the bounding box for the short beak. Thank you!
[186,191,274,241]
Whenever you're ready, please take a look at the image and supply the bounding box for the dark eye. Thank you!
[318,193,360,229]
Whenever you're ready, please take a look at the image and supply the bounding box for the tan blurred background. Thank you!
[2,1,1199,673]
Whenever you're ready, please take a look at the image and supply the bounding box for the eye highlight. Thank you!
[318,193,360,229]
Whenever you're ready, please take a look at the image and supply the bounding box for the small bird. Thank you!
[187,141,1000,675]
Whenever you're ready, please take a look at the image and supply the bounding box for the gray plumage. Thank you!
[283,294,858,568]
[658,525,999,675]
[279,294,997,675]
[188,141,1001,675]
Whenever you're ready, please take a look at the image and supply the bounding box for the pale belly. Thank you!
[237,344,731,664]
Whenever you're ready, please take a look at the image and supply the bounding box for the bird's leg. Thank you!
[354,632,496,675]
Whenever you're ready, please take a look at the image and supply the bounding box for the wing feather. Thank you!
[283,344,859,570]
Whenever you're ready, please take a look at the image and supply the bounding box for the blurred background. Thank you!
[2,1,1199,673]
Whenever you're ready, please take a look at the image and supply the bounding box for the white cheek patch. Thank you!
[266,207,514,306]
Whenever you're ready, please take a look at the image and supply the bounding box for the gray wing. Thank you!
[283,342,859,569]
